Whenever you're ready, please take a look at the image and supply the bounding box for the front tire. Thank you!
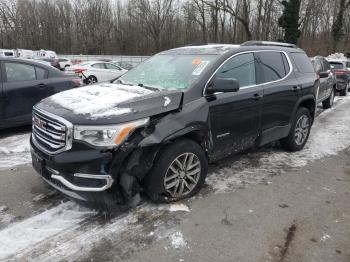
[281,107,312,152]
[322,88,335,109]
[87,75,98,84]
[144,139,208,203]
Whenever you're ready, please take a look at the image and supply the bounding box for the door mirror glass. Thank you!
[207,78,240,94]
[319,72,329,78]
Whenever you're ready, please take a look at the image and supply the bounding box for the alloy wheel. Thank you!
[294,115,310,146]
[164,153,201,198]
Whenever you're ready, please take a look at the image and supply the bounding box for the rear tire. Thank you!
[144,139,208,203]
[281,107,311,152]
[322,88,335,109]
[340,85,347,96]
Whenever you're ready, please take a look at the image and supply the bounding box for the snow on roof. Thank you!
[327,53,348,61]
[48,83,153,119]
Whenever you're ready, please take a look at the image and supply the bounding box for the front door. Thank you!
[2,61,49,125]
[206,52,262,159]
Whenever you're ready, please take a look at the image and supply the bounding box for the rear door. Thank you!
[2,61,50,124]
[256,51,299,138]
[207,52,262,158]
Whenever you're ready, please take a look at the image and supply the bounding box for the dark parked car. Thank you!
[328,59,350,96]
[31,41,318,208]
[0,58,81,129]
[311,56,336,108]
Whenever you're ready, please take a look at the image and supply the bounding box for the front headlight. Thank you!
[74,118,149,147]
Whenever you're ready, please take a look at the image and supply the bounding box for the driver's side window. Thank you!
[216,53,256,87]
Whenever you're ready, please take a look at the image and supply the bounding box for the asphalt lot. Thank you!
[0,96,350,261]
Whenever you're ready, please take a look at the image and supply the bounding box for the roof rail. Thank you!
[185,43,209,46]
[241,41,296,48]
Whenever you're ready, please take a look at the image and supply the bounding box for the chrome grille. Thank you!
[32,108,73,154]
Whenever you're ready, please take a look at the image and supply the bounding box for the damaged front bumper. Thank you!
[30,137,116,203]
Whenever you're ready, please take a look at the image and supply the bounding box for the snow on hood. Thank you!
[48,83,153,119]
[327,53,348,60]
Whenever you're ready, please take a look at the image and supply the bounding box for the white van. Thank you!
[0,49,15,57]
[16,49,34,59]
[34,49,58,59]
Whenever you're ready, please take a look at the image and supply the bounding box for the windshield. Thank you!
[117,54,218,90]
[330,62,344,69]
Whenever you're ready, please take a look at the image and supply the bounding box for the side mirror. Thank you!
[207,78,240,94]
[319,72,329,78]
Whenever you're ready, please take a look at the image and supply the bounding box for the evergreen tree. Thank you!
[332,0,350,51]
[278,0,301,44]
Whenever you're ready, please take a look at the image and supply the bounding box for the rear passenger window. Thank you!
[258,52,289,82]
[5,62,36,82]
[92,63,106,69]
[291,52,315,73]
[216,53,256,87]
[36,67,47,80]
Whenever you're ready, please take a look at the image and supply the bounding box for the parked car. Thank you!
[0,58,81,129]
[58,58,72,70]
[31,41,318,208]
[311,56,336,108]
[38,58,61,70]
[327,59,350,95]
[66,61,127,84]
[112,61,134,70]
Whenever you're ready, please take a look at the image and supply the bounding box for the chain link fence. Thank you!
[58,55,150,66]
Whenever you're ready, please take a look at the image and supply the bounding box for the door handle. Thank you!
[37,83,46,89]
[252,93,262,100]
[292,85,301,92]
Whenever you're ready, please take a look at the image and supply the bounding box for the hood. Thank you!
[35,83,183,125]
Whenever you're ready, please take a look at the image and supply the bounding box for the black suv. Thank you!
[31,41,318,207]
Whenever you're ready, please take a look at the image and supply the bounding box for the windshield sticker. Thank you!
[192,59,202,65]
[192,61,210,76]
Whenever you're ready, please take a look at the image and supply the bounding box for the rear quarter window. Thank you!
[291,52,315,73]
[258,51,290,82]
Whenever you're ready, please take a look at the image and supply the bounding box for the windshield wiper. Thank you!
[115,79,133,86]
[138,83,160,91]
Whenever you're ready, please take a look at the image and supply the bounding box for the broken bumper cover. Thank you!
[30,138,115,202]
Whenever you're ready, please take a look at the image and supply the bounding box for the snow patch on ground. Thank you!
[168,203,190,212]
[0,133,31,170]
[207,96,350,193]
[0,201,95,260]
[169,231,187,249]
[49,83,153,119]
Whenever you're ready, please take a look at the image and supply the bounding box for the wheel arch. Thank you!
[293,95,316,124]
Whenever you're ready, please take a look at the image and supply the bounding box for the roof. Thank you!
[161,44,240,55]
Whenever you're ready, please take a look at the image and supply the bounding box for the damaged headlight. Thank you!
[73,118,149,147]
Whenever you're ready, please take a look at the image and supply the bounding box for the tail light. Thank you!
[73,68,87,74]
[335,69,347,75]
[72,79,82,87]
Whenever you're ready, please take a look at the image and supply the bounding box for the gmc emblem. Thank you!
[33,116,46,129]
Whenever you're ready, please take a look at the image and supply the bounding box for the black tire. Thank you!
[322,88,335,109]
[280,107,312,152]
[144,139,208,203]
[87,75,98,84]
[340,86,347,96]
